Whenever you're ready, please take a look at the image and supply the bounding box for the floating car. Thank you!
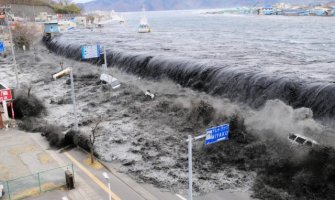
[288,133,319,147]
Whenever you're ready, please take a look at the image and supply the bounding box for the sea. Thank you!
[49,10,335,118]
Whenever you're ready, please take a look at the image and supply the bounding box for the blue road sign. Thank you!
[0,41,4,53]
[205,124,229,145]
[81,44,101,59]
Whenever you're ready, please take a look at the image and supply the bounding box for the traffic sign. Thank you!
[81,44,101,59]
[0,41,4,53]
[0,89,12,101]
[205,124,229,145]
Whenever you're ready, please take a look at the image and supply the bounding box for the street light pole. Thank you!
[102,172,111,200]
[186,134,206,200]
[188,135,193,200]
[107,180,111,200]
[52,67,79,131]
[69,68,79,131]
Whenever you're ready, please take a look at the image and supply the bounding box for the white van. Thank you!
[288,133,319,147]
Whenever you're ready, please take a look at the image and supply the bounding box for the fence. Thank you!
[0,164,74,200]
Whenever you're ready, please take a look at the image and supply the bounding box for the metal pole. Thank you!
[6,181,11,200]
[70,69,79,131]
[103,45,107,74]
[37,173,42,193]
[32,2,36,22]
[2,100,9,120]
[188,135,193,200]
[5,8,19,89]
[108,181,111,200]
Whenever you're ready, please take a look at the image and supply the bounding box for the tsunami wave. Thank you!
[43,36,335,119]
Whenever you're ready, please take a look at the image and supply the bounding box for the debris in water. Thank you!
[145,90,155,99]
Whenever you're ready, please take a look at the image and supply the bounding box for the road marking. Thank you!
[64,152,122,200]
[176,194,187,200]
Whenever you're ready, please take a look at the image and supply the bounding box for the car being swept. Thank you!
[288,133,319,147]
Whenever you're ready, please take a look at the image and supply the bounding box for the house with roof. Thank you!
[261,5,275,15]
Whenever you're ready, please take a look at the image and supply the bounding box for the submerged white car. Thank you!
[288,133,319,147]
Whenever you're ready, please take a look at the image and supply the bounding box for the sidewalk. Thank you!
[29,132,185,200]
[0,129,104,200]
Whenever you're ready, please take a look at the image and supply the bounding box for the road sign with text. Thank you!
[81,44,101,59]
[0,89,12,101]
[205,124,229,145]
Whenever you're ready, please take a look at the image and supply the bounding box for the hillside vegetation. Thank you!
[0,0,50,6]
[0,0,81,14]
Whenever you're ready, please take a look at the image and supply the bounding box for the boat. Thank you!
[138,7,151,33]
[110,10,125,24]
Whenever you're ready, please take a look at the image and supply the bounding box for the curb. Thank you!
[76,147,159,200]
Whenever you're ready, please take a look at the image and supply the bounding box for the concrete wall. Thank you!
[9,4,54,20]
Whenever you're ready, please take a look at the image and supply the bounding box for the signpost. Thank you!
[205,124,230,145]
[0,89,12,101]
[81,44,109,73]
[186,124,230,200]
[81,44,101,60]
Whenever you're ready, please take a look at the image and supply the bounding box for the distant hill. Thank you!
[80,0,332,12]
[0,0,50,6]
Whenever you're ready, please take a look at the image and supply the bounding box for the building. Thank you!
[74,16,87,28]
[2,3,54,21]
[44,22,60,34]
[261,5,274,15]
[282,9,310,16]
[35,12,57,22]
[309,8,329,16]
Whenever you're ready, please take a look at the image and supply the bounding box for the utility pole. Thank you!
[2,6,19,89]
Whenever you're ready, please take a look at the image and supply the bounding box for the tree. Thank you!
[52,1,81,14]
[86,15,95,24]
[89,117,104,164]
[58,0,72,5]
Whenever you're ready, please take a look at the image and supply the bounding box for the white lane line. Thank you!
[176,194,187,200]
